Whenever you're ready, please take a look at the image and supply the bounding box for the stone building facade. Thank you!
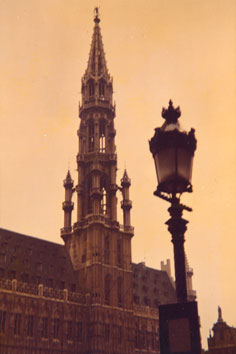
[206,307,236,354]
[0,11,196,354]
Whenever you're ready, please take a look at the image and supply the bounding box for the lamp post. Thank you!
[149,99,196,303]
[149,100,201,354]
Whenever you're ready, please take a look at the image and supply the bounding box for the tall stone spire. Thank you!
[80,8,114,114]
[84,8,110,79]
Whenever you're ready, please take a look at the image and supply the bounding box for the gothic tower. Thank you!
[61,10,134,352]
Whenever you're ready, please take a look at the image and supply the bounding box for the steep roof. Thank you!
[0,228,79,292]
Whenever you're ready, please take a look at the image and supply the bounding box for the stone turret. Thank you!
[61,170,74,243]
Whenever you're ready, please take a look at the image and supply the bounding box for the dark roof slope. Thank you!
[0,228,78,292]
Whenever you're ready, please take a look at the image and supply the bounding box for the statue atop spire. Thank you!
[94,7,100,23]
[218,306,223,322]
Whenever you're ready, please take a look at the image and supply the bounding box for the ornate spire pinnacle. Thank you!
[83,9,110,80]
[121,169,131,186]
[64,170,74,188]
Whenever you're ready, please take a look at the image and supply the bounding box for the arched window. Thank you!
[105,274,111,305]
[117,277,122,307]
[100,178,107,214]
[99,80,105,97]
[104,236,109,265]
[117,239,122,267]
[99,121,106,153]
[88,80,94,97]
[88,122,94,152]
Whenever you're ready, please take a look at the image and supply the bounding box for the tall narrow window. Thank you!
[42,317,48,338]
[105,324,110,342]
[105,274,111,305]
[88,80,94,97]
[14,314,21,335]
[99,81,105,97]
[104,236,110,264]
[67,320,73,340]
[87,177,92,214]
[117,277,122,307]
[53,318,60,339]
[119,325,122,342]
[99,121,106,152]
[26,315,34,337]
[151,326,156,350]
[76,322,83,342]
[0,311,6,333]
[117,239,122,267]
[100,178,107,214]
[88,122,94,152]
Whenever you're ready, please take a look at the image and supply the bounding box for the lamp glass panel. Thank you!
[155,148,176,184]
[177,148,193,183]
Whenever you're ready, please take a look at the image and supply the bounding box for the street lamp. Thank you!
[149,100,201,354]
[149,99,196,303]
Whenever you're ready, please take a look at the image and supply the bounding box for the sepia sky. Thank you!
[0,0,235,349]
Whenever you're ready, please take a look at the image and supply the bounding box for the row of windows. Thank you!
[0,271,76,291]
[133,295,160,307]
[87,80,106,98]
[135,329,159,350]
[0,311,125,344]
[81,238,123,267]
[133,271,163,281]
[0,311,83,341]
[0,255,67,275]
[133,282,161,295]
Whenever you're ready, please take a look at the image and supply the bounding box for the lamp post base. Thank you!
[159,301,202,354]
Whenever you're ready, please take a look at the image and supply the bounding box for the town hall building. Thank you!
[0,11,195,354]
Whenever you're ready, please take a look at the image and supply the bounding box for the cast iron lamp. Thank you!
[149,100,197,303]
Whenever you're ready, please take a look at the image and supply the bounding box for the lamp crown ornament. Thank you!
[162,100,181,124]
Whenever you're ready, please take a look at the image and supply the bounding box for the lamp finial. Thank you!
[162,100,181,124]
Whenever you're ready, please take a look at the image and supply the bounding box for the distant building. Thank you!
[0,10,196,354]
[207,307,236,354]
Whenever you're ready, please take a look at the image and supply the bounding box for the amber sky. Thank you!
[0,0,235,349]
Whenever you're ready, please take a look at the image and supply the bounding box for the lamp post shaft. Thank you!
[166,197,188,303]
